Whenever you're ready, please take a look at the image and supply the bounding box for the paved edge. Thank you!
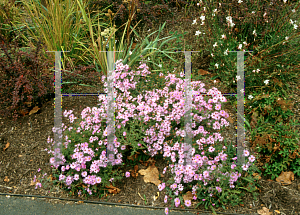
[0,195,208,215]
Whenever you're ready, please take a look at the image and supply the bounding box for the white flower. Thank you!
[226,16,235,28]
[248,95,254,100]
[263,12,267,17]
[243,41,248,46]
[192,19,197,25]
[256,69,260,73]
[238,44,243,50]
[290,19,294,25]
[195,30,201,36]
[236,75,241,81]
[215,63,219,68]
[283,0,287,3]
[213,42,218,48]
[292,9,295,13]
[240,89,244,93]
[264,80,269,85]
[238,0,243,3]
[129,51,132,55]
[252,11,255,14]
[294,24,298,30]
[285,36,289,40]
[148,29,151,32]
[212,9,217,16]
[211,53,214,57]
[253,29,257,36]
[201,22,205,26]
[226,16,232,23]
[224,48,229,55]
[200,15,205,22]
[158,64,162,68]
[221,34,226,39]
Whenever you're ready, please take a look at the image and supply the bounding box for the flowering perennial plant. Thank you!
[44,59,257,213]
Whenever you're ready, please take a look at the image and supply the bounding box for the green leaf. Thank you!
[210,75,219,80]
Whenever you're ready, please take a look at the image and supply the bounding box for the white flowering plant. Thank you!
[194,0,299,93]
[191,0,300,192]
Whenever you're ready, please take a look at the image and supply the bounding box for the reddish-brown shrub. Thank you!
[0,21,55,121]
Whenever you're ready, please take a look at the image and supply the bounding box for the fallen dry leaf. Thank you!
[257,207,273,215]
[146,157,156,165]
[29,106,40,115]
[276,171,294,185]
[3,142,9,151]
[153,192,159,201]
[30,180,36,186]
[4,176,9,182]
[139,160,148,166]
[19,108,29,117]
[224,109,234,124]
[77,201,84,204]
[129,164,139,178]
[105,183,121,194]
[24,101,33,107]
[183,191,193,202]
[130,169,138,178]
[138,163,161,186]
[253,173,261,180]
[47,175,56,182]
[197,69,210,76]
[127,152,139,161]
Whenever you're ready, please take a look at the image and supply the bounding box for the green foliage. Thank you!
[195,0,300,186]
[251,120,300,180]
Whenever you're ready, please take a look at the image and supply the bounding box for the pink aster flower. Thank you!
[185,200,191,207]
[165,207,169,215]
[174,197,180,207]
